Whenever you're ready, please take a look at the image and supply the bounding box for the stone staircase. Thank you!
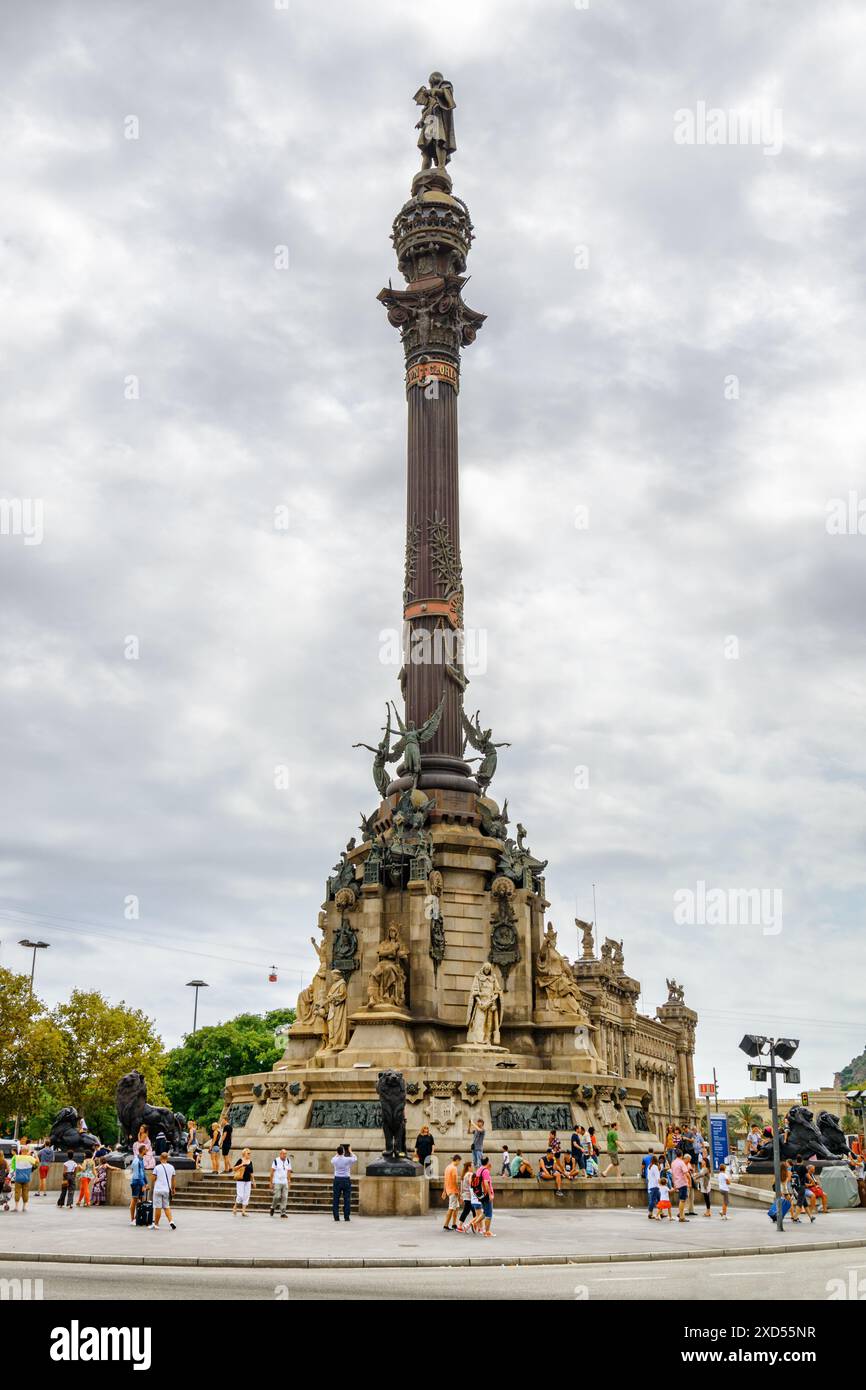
[170,1172,359,1216]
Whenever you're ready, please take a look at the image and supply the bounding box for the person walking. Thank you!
[221,1120,234,1173]
[10,1144,36,1213]
[269,1148,292,1218]
[684,1152,696,1214]
[697,1153,712,1216]
[469,1117,485,1170]
[456,1159,475,1231]
[499,1145,511,1177]
[601,1122,620,1177]
[717,1162,731,1219]
[0,1153,10,1212]
[414,1124,435,1176]
[331,1143,356,1222]
[129,1147,147,1225]
[76,1154,95,1206]
[57,1151,77,1208]
[476,1152,495,1236]
[656,1171,672,1219]
[646,1153,661,1219]
[441,1153,461,1229]
[232,1147,255,1216]
[151,1152,177,1230]
[671,1149,690,1222]
[37,1140,54,1197]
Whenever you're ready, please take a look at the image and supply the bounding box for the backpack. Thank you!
[470,1167,486,1196]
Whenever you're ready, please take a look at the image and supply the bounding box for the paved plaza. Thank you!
[2,1198,863,1269]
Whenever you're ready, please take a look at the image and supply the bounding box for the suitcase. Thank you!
[136,1198,153,1227]
[767,1197,791,1220]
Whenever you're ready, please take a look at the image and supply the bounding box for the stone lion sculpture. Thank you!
[376,1069,407,1159]
[817,1111,850,1157]
[116,1070,186,1151]
[49,1106,101,1154]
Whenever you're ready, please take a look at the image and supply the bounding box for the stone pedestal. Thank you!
[365,1157,423,1178]
[340,1012,418,1069]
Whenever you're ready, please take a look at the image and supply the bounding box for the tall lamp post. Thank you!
[186,980,208,1034]
[14,939,50,1141]
[739,1034,799,1233]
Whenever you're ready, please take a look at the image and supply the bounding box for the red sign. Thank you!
[698,1083,716,1096]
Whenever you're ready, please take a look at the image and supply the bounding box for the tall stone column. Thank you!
[379,162,485,795]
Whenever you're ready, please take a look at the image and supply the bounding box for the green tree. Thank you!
[50,990,166,1142]
[163,1008,294,1127]
[0,967,64,1133]
[841,1113,859,1135]
[727,1103,764,1138]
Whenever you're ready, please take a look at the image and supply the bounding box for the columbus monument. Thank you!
[223,77,697,1187]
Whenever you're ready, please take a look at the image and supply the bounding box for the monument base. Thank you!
[365,1157,423,1177]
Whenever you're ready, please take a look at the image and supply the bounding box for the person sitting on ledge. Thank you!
[560,1151,579,1182]
[537,1149,564,1194]
[509,1149,533,1179]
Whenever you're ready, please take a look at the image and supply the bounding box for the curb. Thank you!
[1,1237,864,1272]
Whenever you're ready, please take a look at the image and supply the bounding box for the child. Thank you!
[500,1146,511,1177]
[717,1162,731,1219]
[457,1161,474,1232]
[656,1173,672,1219]
[469,1169,484,1232]
[585,1154,598,1178]
[76,1154,94,1207]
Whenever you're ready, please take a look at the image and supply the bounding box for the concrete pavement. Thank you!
[2,1195,864,1269]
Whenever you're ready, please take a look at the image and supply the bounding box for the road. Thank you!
[4,1247,865,1300]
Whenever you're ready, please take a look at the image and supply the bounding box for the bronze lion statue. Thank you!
[755,1105,836,1162]
[817,1110,850,1157]
[376,1069,407,1159]
[49,1106,101,1154]
[116,1070,186,1151]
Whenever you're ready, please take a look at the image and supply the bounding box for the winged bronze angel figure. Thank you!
[389,693,445,785]
[461,709,510,791]
[353,705,394,800]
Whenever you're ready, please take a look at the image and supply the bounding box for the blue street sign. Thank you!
[710,1114,729,1171]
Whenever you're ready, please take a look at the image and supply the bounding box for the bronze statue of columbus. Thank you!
[414,72,456,170]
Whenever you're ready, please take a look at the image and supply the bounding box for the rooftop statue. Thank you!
[414,72,456,171]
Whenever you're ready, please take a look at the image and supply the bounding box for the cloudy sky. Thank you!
[2,0,864,1100]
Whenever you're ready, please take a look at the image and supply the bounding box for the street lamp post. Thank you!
[186,980,209,1034]
[739,1034,799,1235]
[14,939,50,1142]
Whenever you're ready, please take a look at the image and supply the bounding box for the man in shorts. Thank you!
[151,1152,176,1230]
[441,1153,461,1229]
[670,1150,690,1222]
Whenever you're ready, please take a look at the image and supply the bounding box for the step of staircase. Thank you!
[171,1175,358,1214]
